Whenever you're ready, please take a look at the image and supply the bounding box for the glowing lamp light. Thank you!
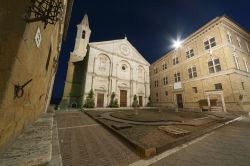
[172,39,183,49]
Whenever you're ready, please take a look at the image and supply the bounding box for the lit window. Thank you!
[186,49,194,58]
[215,83,223,90]
[208,58,221,73]
[173,56,179,65]
[204,37,216,50]
[174,72,181,83]
[192,87,198,93]
[237,37,241,48]
[188,66,197,79]
[227,32,232,43]
[163,76,168,85]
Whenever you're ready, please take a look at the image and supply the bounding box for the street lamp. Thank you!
[172,39,183,49]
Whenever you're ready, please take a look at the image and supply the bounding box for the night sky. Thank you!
[51,0,250,104]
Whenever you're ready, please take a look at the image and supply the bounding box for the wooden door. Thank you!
[176,94,183,108]
[120,90,127,107]
[139,96,143,107]
[97,93,104,107]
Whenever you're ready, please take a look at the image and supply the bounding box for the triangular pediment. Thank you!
[89,39,150,65]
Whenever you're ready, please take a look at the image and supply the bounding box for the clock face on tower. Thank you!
[120,44,130,56]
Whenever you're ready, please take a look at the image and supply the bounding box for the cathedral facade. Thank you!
[60,15,150,108]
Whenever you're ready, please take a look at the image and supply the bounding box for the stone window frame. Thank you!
[227,31,232,43]
[162,61,167,70]
[214,83,223,91]
[82,30,86,39]
[188,65,197,79]
[174,71,181,83]
[154,67,158,74]
[163,76,168,85]
[186,48,194,59]
[172,56,179,65]
[243,58,249,72]
[245,42,250,52]
[204,36,216,50]
[232,52,240,70]
[154,80,159,87]
[192,87,198,93]
[236,36,241,48]
[208,57,221,73]
[241,82,245,90]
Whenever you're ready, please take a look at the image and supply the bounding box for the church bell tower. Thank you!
[60,14,91,109]
[70,14,91,62]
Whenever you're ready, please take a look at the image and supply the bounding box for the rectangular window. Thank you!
[82,31,86,39]
[165,91,168,96]
[246,42,250,52]
[237,37,241,48]
[154,80,159,87]
[154,67,158,74]
[208,58,221,73]
[215,83,223,90]
[227,32,232,43]
[173,57,179,65]
[241,82,245,90]
[204,37,216,50]
[163,76,168,85]
[162,62,167,70]
[186,49,194,58]
[192,87,198,93]
[156,92,158,97]
[244,59,249,72]
[233,53,240,70]
[188,66,197,79]
[174,72,181,83]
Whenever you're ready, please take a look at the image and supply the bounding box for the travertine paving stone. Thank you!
[0,113,53,166]
[56,112,140,166]
[152,117,250,166]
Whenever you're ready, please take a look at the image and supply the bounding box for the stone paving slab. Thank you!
[0,113,53,166]
[150,117,250,166]
[56,112,140,166]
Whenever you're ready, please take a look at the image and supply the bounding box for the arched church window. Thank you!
[82,31,86,39]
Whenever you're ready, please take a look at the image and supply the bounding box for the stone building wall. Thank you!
[0,0,71,154]
[150,16,250,112]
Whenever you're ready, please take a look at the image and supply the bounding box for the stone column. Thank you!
[221,94,227,112]
[207,95,211,111]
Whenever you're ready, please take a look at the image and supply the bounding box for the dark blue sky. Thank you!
[51,0,250,104]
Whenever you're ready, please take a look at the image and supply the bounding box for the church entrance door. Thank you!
[97,93,104,107]
[120,90,127,107]
[139,96,143,107]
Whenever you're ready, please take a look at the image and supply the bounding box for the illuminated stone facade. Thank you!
[61,15,150,108]
[150,16,250,112]
[0,0,72,154]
